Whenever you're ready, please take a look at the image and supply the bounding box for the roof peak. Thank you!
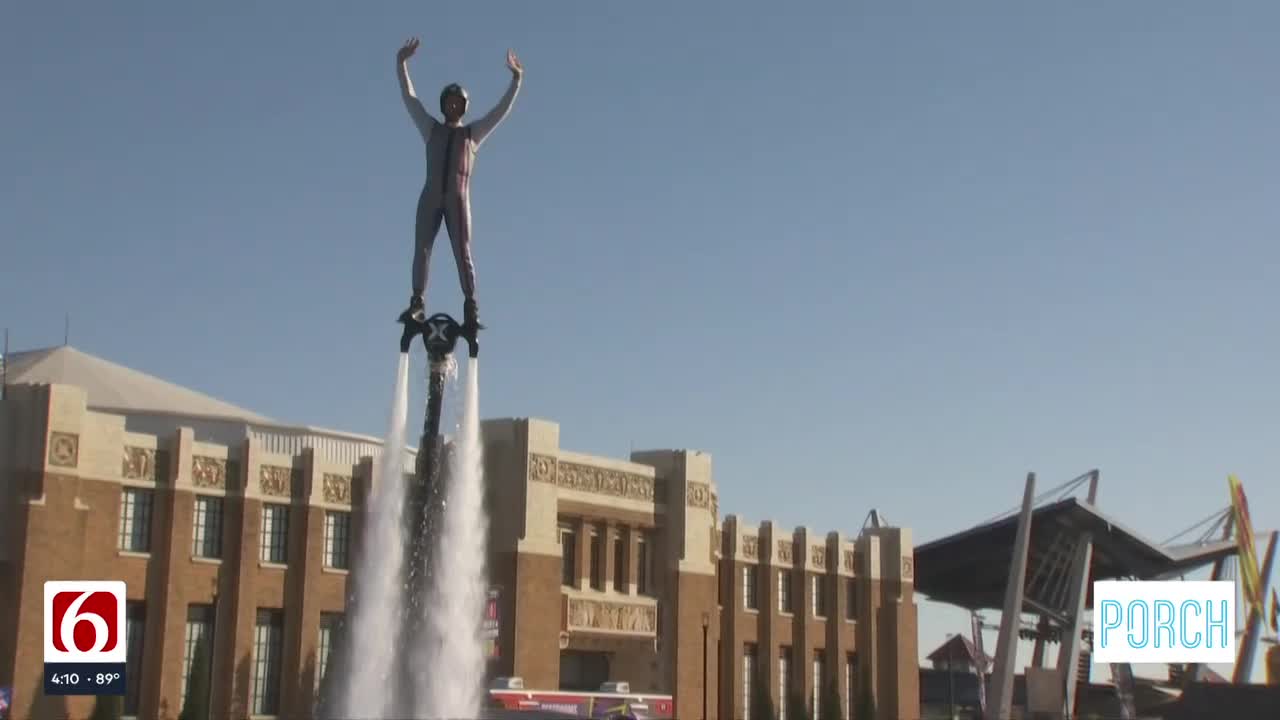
[3,343,275,425]
[925,633,992,664]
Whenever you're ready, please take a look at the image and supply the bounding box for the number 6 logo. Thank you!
[43,581,127,664]
[59,591,111,654]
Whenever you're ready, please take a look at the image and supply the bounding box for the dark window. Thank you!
[612,530,626,592]
[779,646,792,720]
[124,602,146,716]
[560,524,577,587]
[118,488,153,552]
[637,532,653,595]
[743,565,758,610]
[846,653,858,720]
[778,570,793,614]
[260,504,289,564]
[743,643,758,720]
[812,575,827,618]
[558,650,610,691]
[192,495,223,559]
[324,511,351,569]
[251,609,284,715]
[317,613,344,694]
[589,526,604,591]
[181,605,215,712]
[812,651,825,720]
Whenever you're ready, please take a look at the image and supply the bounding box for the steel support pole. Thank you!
[987,473,1036,720]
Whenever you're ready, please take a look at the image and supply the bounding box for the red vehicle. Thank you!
[488,678,674,719]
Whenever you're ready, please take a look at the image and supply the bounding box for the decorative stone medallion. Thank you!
[901,556,914,580]
[323,473,352,504]
[778,540,793,564]
[528,452,661,502]
[812,547,827,568]
[47,432,79,468]
[843,550,856,572]
[685,481,711,509]
[122,446,156,481]
[566,597,657,635]
[192,456,227,489]
[742,535,759,559]
[260,465,299,497]
[530,453,557,484]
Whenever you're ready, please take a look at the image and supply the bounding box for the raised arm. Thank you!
[396,37,437,139]
[470,50,524,147]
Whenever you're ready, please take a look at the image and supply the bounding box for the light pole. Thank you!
[701,611,710,720]
[947,635,956,720]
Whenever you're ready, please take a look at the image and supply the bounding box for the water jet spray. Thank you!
[394,306,488,717]
[397,309,480,596]
[332,34,515,719]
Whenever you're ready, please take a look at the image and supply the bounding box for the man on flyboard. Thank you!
[397,36,523,331]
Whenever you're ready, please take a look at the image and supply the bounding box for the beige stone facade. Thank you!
[0,349,919,720]
[0,381,370,720]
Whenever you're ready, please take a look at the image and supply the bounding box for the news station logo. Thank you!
[43,581,128,696]
[1092,580,1236,664]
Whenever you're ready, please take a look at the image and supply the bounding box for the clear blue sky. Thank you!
[4,1,1278,681]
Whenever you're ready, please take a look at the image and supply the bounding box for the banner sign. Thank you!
[483,587,500,659]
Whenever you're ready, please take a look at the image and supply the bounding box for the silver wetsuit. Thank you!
[399,64,521,303]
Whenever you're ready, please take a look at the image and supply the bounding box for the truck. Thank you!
[487,677,674,719]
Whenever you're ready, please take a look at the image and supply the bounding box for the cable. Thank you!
[1162,508,1231,545]
[976,470,1096,526]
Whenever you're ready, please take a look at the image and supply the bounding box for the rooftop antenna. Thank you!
[862,508,889,531]
[64,314,70,346]
[2,328,8,400]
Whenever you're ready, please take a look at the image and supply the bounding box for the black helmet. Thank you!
[440,83,469,113]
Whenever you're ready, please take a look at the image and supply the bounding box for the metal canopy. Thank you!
[913,497,1239,611]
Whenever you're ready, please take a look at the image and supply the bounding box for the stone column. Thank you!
[720,516,741,720]
[791,525,812,718]
[224,438,263,719]
[509,419,563,691]
[284,449,324,719]
[348,457,374,575]
[824,531,849,718]
[630,449,718,720]
[759,521,779,713]
[855,534,881,720]
[873,527,918,720]
[200,440,241,720]
[139,427,190,720]
[575,516,592,590]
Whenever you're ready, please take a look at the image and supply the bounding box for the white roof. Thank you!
[2,345,276,424]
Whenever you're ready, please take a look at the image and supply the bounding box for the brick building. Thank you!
[0,345,919,720]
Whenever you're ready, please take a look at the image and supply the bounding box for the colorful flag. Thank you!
[1228,475,1264,612]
